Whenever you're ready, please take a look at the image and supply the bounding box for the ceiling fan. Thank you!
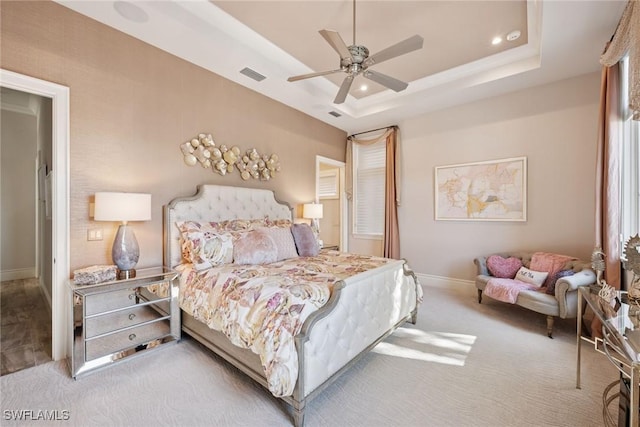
[287,0,424,104]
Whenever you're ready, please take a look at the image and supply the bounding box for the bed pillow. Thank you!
[177,218,277,235]
[291,223,319,257]
[486,255,523,279]
[260,227,299,261]
[233,229,278,265]
[545,269,575,295]
[514,266,548,287]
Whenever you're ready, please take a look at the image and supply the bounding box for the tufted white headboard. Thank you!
[164,184,292,268]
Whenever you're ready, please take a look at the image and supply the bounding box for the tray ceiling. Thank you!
[54,0,626,133]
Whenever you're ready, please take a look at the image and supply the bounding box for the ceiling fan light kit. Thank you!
[287,0,423,104]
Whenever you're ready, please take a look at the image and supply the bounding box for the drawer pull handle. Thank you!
[128,313,136,320]
[128,333,136,341]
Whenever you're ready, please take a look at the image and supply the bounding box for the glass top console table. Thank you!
[576,286,639,426]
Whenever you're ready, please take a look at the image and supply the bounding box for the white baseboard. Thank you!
[415,273,474,289]
[0,267,36,282]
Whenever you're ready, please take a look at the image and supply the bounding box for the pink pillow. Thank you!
[486,255,523,279]
[233,229,278,265]
[260,227,299,261]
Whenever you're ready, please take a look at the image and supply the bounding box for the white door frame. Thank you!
[1,69,70,361]
[315,155,347,252]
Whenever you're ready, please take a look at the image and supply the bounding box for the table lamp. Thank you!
[303,203,323,237]
[94,192,151,279]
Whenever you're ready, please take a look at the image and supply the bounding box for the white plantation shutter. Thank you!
[353,141,385,236]
[319,170,338,199]
[621,56,640,242]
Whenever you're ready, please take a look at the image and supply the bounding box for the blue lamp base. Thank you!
[112,223,140,280]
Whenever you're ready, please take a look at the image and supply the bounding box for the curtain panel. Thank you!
[595,64,622,288]
[600,0,639,120]
[346,127,401,259]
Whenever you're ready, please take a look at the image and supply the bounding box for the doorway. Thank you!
[1,69,70,362]
[315,156,347,252]
[1,87,53,374]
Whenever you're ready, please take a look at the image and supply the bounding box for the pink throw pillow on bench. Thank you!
[486,255,523,279]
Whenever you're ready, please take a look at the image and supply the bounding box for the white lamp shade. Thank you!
[303,203,323,219]
[94,192,151,222]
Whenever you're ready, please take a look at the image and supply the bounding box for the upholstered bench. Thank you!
[474,251,596,338]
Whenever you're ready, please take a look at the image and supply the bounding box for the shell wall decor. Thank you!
[180,133,281,181]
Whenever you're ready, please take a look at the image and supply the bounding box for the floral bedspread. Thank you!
[177,250,398,397]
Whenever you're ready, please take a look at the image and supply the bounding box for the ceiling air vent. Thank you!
[328,111,342,118]
[239,67,266,82]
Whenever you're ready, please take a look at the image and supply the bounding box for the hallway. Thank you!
[0,277,51,375]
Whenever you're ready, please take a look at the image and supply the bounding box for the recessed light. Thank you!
[491,36,502,46]
[506,30,521,42]
[113,1,149,23]
[360,84,368,91]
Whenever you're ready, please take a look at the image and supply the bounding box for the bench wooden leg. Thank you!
[477,289,483,304]
[546,316,554,338]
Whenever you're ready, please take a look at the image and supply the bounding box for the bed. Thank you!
[163,184,422,426]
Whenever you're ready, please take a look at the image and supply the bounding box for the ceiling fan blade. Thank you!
[319,30,353,63]
[287,69,344,82]
[334,75,354,104]
[363,70,408,92]
[363,35,424,67]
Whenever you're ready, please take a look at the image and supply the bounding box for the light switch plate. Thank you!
[87,229,103,241]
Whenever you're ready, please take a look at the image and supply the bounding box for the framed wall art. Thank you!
[434,156,527,221]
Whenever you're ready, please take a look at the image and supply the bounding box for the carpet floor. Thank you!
[1,281,619,426]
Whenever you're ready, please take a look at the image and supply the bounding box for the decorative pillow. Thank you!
[264,218,293,229]
[545,269,575,295]
[291,223,319,257]
[233,229,278,265]
[514,266,549,287]
[260,227,299,261]
[177,222,234,270]
[487,255,523,279]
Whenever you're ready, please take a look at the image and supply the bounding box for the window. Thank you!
[620,56,640,244]
[319,169,339,199]
[353,141,385,236]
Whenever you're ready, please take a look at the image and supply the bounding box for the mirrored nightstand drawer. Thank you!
[85,318,170,360]
[85,304,163,338]
[85,288,138,316]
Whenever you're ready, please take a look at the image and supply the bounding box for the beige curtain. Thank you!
[601,0,639,120]
[346,126,401,259]
[595,64,622,288]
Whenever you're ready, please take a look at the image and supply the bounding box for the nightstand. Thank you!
[68,267,180,378]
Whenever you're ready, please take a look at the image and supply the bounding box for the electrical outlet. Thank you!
[87,229,103,241]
